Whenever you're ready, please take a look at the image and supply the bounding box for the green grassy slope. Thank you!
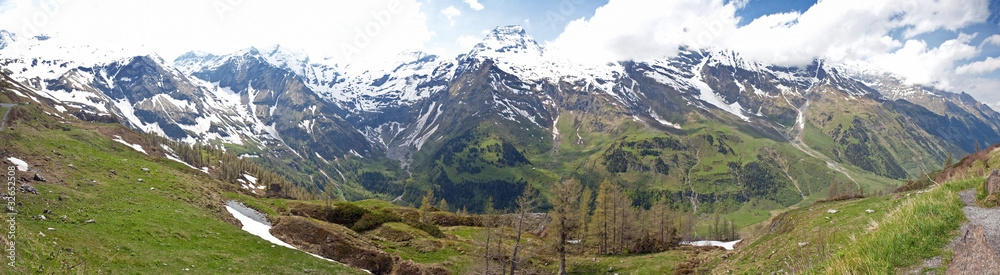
[1,104,364,274]
[715,146,997,273]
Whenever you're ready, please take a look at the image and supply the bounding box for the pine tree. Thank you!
[439,198,449,212]
[590,179,614,254]
[550,178,581,275]
[509,186,538,274]
[713,211,721,240]
[827,178,841,201]
[420,188,436,212]
[577,186,593,252]
[654,198,672,246]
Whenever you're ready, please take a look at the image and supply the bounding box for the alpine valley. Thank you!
[3,25,1000,273]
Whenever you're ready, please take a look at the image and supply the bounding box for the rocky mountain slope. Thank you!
[3,25,1000,218]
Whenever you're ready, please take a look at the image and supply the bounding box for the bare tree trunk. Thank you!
[611,194,618,254]
[510,215,524,275]
[558,217,567,275]
[484,222,491,275]
[551,179,580,275]
[498,232,506,275]
[509,187,537,275]
[601,208,608,254]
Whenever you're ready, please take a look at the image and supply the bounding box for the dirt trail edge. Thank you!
[945,189,1000,274]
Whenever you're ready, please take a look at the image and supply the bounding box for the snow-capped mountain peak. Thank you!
[0,30,16,50]
[256,44,317,76]
[469,25,543,58]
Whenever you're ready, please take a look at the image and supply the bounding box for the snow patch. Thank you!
[243,174,257,184]
[551,114,560,140]
[7,157,28,171]
[648,108,681,129]
[682,239,741,250]
[163,153,208,174]
[112,135,147,155]
[315,152,329,164]
[690,58,749,121]
[224,203,369,273]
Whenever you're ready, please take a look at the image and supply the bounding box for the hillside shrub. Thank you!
[351,211,401,232]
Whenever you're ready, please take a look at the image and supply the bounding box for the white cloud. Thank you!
[548,0,992,89]
[456,35,480,51]
[547,0,740,64]
[957,56,1000,74]
[441,5,461,26]
[721,0,988,67]
[0,0,435,65]
[982,34,1000,47]
[953,76,1000,109]
[868,35,978,87]
[463,0,484,11]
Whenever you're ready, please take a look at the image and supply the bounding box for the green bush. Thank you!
[407,221,444,238]
[325,202,369,226]
[351,211,401,232]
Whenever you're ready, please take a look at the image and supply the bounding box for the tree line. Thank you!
[133,132,318,200]
[420,177,727,274]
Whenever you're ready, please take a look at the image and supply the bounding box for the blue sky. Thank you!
[416,0,610,54]
[1,0,999,106]
[417,0,1000,78]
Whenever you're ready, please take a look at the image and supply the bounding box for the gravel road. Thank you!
[958,189,1000,259]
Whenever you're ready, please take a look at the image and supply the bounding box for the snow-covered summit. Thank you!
[835,60,932,100]
[469,25,544,58]
[319,50,456,111]
[0,30,15,50]
[0,30,156,83]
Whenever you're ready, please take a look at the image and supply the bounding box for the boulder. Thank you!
[20,183,39,194]
[947,224,1000,274]
[32,173,46,182]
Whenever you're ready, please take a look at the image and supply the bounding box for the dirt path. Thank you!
[906,189,1000,274]
[957,189,1000,259]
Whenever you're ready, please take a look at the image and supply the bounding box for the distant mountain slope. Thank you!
[0,75,366,274]
[3,25,1000,216]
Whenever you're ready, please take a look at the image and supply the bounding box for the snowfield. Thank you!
[681,239,742,250]
[112,135,148,154]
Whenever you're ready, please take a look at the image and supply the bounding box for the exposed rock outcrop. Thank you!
[19,183,38,194]
[987,169,1000,197]
[269,216,397,275]
[946,224,1000,274]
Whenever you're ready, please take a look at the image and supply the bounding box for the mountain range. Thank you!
[3,25,999,215]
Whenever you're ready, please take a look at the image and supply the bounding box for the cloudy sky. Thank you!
[1,0,1000,107]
